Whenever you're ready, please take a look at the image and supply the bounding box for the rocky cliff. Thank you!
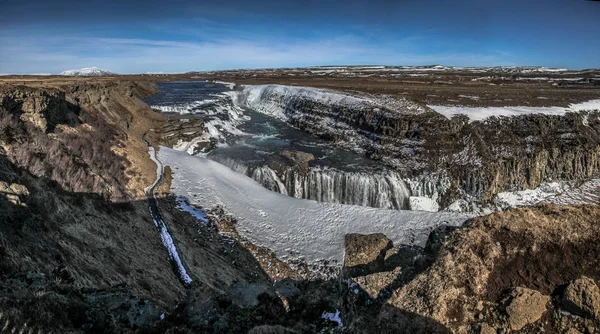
[232,85,600,208]
[1,78,599,333]
[0,80,290,333]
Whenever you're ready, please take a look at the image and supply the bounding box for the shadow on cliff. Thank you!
[0,152,450,333]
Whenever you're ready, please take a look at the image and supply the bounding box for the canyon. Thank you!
[0,67,599,333]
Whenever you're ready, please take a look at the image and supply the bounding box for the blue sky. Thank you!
[1,0,599,74]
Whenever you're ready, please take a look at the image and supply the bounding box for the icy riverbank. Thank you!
[159,147,471,265]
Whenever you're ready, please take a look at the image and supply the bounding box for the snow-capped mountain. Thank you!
[60,67,116,76]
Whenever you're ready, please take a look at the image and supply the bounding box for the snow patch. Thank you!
[494,179,600,209]
[409,196,440,212]
[428,99,600,121]
[212,80,236,90]
[176,196,210,224]
[321,310,343,327]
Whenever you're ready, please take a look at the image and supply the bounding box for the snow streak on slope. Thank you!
[146,146,193,285]
[429,100,600,121]
[159,147,471,264]
[60,66,115,76]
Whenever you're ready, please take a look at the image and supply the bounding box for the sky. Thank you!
[0,0,599,74]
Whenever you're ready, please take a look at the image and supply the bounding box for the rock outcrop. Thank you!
[343,233,393,277]
[563,277,600,320]
[333,205,600,333]
[267,150,315,178]
[233,85,600,207]
[1,87,80,132]
[504,287,550,331]
[160,117,210,153]
[0,181,29,205]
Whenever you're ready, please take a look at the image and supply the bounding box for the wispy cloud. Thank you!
[0,33,515,74]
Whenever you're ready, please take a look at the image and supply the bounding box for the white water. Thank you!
[253,166,412,210]
[231,84,371,122]
[207,155,413,210]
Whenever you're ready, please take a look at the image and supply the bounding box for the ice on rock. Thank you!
[409,196,440,212]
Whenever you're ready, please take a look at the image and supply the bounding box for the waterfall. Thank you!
[280,168,411,210]
[218,158,412,210]
[251,167,289,196]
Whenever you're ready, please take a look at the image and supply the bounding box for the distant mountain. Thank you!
[60,67,116,76]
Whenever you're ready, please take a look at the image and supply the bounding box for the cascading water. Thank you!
[146,81,437,211]
[211,154,411,210]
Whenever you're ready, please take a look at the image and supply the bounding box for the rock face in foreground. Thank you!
[339,205,600,333]
[343,233,393,277]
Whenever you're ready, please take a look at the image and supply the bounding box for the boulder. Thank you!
[505,287,549,331]
[562,276,600,320]
[343,233,392,277]
[479,323,496,334]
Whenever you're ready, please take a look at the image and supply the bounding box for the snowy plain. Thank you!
[159,147,471,265]
[428,99,600,121]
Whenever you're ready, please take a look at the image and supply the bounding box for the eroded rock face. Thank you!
[267,150,315,178]
[0,181,29,206]
[343,233,393,277]
[384,205,600,333]
[563,277,600,320]
[1,87,80,132]
[241,86,600,206]
[160,117,211,153]
[504,287,549,331]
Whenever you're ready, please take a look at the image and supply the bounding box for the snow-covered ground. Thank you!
[494,178,600,209]
[159,147,471,265]
[212,80,236,90]
[60,66,115,76]
[428,99,600,121]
